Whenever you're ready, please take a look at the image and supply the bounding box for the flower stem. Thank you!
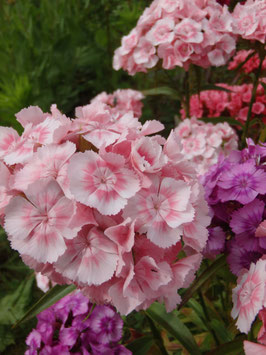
[241,53,264,147]
[145,313,169,355]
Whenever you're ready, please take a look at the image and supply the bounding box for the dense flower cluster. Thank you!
[113,0,237,75]
[0,94,212,315]
[228,49,266,73]
[180,82,266,124]
[201,139,266,275]
[91,88,144,118]
[172,117,238,175]
[232,0,266,43]
[25,291,130,355]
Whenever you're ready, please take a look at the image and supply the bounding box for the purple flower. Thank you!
[89,305,123,344]
[230,199,266,251]
[203,227,226,258]
[217,161,266,204]
[25,291,129,354]
[227,239,263,275]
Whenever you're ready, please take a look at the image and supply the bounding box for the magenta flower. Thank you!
[218,161,266,204]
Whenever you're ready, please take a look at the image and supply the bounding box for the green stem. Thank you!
[198,290,220,346]
[184,69,190,118]
[145,313,169,355]
[241,54,264,147]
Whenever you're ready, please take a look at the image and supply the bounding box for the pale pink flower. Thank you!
[146,18,175,45]
[68,150,140,215]
[123,175,194,248]
[244,341,266,355]
[174,19,203,43]
[231,259,266,334]
[0,162,14,216]
[55,225,119,286]
[5,180,77,263]
[35,272,55,293]
[15,106,47,128]
[258,308,266,345]
[13,141,76,197]
[0,127,20,164]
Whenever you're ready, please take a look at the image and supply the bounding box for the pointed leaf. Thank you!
[179,255,226,310]
[201,84,233,93]
[146,302,201,355]
[199,116,244,128]
[13,284,76,328]
[126,336,154,355]
[206,336,245,355]
[142,86,181,100]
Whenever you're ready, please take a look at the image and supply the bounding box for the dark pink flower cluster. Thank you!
[228,49,266,73]
[180,82,266,124]
[25,291,130,355]
[172,117,238,175]
[113,0,237,75]
[0,93,211,315]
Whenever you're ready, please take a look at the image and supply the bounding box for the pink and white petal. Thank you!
[0,127,19,159]
[244,341,266,355]
[87,187,127,215]
[145,215,182,248]
[160,178,191,211]
[48,197,75,235]
[105,218,135,252]
[13,159,43,191]
[172,254,202,289]
[135,256,172,290]
[4,196,42,240]
[83,129,120,148]
[160,203,195,229]
[113,168,140,199]
[21,224,66,263]
[15,106,45,128]
[25,180,63,212]
[140,120,164,136]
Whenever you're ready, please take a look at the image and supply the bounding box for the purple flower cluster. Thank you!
[202,139,266,275]
[25,292,131,355]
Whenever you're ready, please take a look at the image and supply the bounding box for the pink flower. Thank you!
[68,150,140,215]
[55,225,119,286]
[146,18,175,45]
[231,259,266,333]
[244,340,266,355]
[174,19,203,43]
[123,176,194,248]
[4,180,77,263]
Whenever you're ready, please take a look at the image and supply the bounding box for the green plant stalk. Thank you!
[241,54,264,147]
[145,313,169,355]
[198,290,220,347]
[184,69,190,118]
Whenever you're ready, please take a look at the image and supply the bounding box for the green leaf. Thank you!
[205,336,245,355]
[0,275,34,325]
[126,335,154,355]
[179,255,227,310]
[0,325,15,352]
[142,86,181,100]
[200,84,233,93]
[146,302,201,355]
[13,284,76,328]
[210,319,234,343]
[199,116,244,128]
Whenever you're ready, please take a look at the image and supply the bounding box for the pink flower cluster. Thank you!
[91,88,144,118]
[173,117,238,175]
[113,0,237,75]
[228,49,266,73]
[181,82,266,124]
[232,0,266,43]
[232,258,266,334]
[0,96,211,315]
